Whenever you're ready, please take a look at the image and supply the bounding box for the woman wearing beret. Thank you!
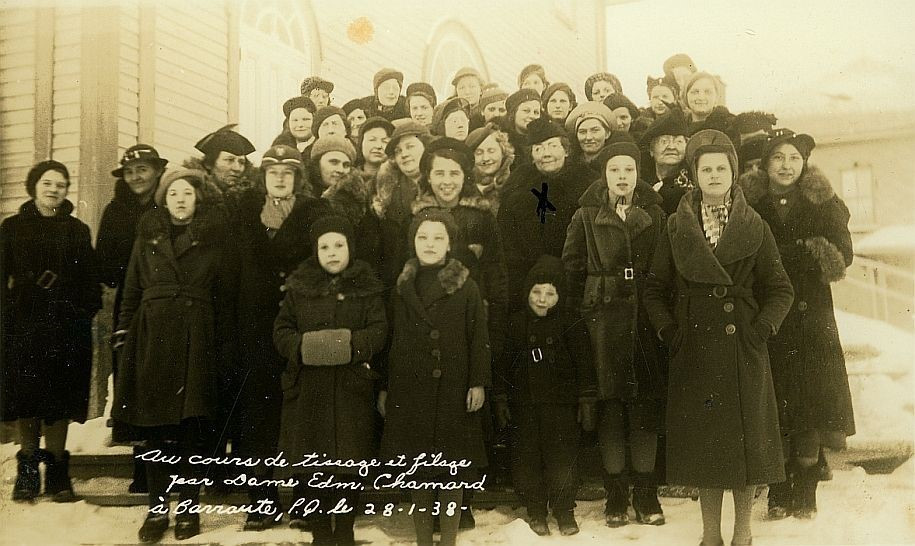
[430,97,472,141]
[644,130,794,546]
[343,97,368,143]
[112,169,235,542]
[565,101,616,168]
[518,64,549,95]
[355,116,394,181]
[562,135,668,527]
[542,82,576,124]
[466,123,515,216]
[273,96,318,160]
[503,88,543,168]
[739,130,855,521]
[2,160,102,503]
[406,82,437,127]
[603,93,641,136]
[584,72,623,103]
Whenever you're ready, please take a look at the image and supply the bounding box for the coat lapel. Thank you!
[669,190,734,285]
[711,186,763,266]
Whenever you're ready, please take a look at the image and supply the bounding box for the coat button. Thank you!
[798,301,808,311]
[603,295,612,303]
[430,329,440,340]
[723,302,734,312]
[431,349,441,358]
[337,293,345,301]
[546,336,554,345]
[279,272,286,278]
[529,335,537,343]
[185,300,193,307]
[725,324,736,335]
[431,369,442,378]
[280,285,287,292]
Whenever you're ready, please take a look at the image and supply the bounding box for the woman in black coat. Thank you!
[739,130,855,520]
[1,160,102,503]
[112,169,234,543]
[225,144,331,530]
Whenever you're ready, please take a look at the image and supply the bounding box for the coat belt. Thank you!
[141,284,211,303]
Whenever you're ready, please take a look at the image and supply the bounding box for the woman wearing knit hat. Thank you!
[355,116,394,180]
[112,168,234,542]
[644,129,794,546]
[563,134,668,528]
[406,82,437,127]
[542,82,577,123]
[3,160,102,505]
[379,208,490,546]
[465,122,515,215]
[452,67,485,107]
[584,72,623,102]
[504,88,543,168]
[364,67,408,122]
[273,96,318,160]
[565,101,615,167]
[739,129,854,522]
[273,214,387,544]
[312,106,351,141]
[518,63,549,95]
[371,120,430,230]
[342,97,368,142]
[430,97,472,140]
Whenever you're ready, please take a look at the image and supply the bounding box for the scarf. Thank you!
[614,194,631,221]
[700,193,732,249]
[260,194,296,234]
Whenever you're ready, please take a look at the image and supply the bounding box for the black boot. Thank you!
[603,473,630,527]
[631,473,665,525]
[138,513,169,543]
[333,511,357,546]
[793,465,819,519]
[527,505,550,536]
[174,513,200,540]
[12,450,41,502]
[554,509,580,536]
[767,471,793,520]
[309,515,334,546]
[44,450,78,502]
[129,445,149,493]
[459,505,476,529]
[244,485,280,531]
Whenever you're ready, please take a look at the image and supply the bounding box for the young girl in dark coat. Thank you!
[563,135,669,527]
[739,129,855,520]
[494,254,595,536]
[643,130,794,546]
[379,208,491,546]
[2,160,102,503]
[273,215,388,545]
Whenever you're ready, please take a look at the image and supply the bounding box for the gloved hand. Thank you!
[494,400,512,429]
[300,328,352,365]
[377,390,387,418]
[577,396,597,432]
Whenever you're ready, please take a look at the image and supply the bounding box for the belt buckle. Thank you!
[531,348,543,363]
[35,270,58,290]
[712,285,727,298]
[624,267,634,280]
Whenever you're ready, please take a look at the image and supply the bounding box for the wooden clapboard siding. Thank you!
[119,0,140,153]
[52,5,81,209]
[0,7,37,217]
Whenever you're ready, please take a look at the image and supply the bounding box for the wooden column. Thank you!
[227,2,240,124]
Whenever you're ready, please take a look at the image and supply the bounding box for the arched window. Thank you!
[238,0,319,152]
[422,21,488,102]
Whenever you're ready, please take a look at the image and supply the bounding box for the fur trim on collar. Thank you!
[739,164,835,206]
[410,192,492,216]
[136,205,226,245]
[18,199,75,218]
[182,156,259,202]
[371,159,407,219]
[285,258,384,298]
[322,170,370,224]
[396,258,470,296]
[473,153,514,195]
[578,178,662,208]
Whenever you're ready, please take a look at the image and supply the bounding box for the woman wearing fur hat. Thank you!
[111,169,234,542]
[363,68,408,122]
[300,76,334,108]
[542,82,577,124]
[563,135,669,527]
[378,209,491,546]
[465,123,515,216]
[3,160,102,503]
[739,130,855,521]
[223,145,332,531]
[644,130,794,546]
[273,215,387,545]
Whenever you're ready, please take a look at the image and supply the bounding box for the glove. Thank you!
[377,390,387,418]
[300,328,352,365]
[577,397,597,432]
[494,400,511,429]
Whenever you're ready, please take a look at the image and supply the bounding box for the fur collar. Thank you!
[285,258,383,298]
[577,179,660,236]
[136,205,226,246]
[371,159,410,219]
[322,170,370,224]
[410,192,492,216]
[739,164,835,206]
[18,199,75,219]
[396,258,469,296]
[182,156,259,202]
[473,154,514,196]
[668,185,764,285]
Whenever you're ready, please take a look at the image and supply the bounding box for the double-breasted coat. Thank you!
[563,180,668,409]
[643,187,794,488]
[112,206,235,429]
[1,199,102,423]
[741,166,856,438]
[380,259,491,470]
[273,259,388,477]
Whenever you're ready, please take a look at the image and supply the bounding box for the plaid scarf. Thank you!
[700,194,732,249]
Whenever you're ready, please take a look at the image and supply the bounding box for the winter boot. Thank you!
[767,474,793,520]
[816,447,833,481]
[174,513,200,540]
[603,473,630,527]
[44,450,78,502]
[631,473,665,525]
[309,515,335,546]
[793,465,819,519]
[138,513,169,543]
[12,450,41,502]
[459,505,476,529]
[333,511,357,546]
[554,509,580,536]
[129,445,149,494]
[527,505,550,536]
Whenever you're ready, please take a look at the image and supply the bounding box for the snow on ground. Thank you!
[1,311,913,545]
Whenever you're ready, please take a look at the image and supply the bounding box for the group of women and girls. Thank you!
[1,52,856,546]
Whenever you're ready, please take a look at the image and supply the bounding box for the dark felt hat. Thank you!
[603,93,640,121]
[595,133,641,173]
[761,128,816,168]
[26,160,69,198]
[373,68,404,93]
[465,122,499,151]
[523,254,565,302]
[309,214,355,253]
[385,119,430,156]
[638,107,690,148]
[111,144,169,178]
[408,208,459,250]
[733,111,778,136]
[646,75,680,98]
[194,124,255,157]
[360,116,395,137]
[283,95,316,118]
[430,97,471,136]
[526,117,565,146]
[406,82,438,107]
[312,106,350,137]
[342,97,367,116]
[300,76,334,96]
[738,135,768,170]
[505,88,541,121]
[420,136,473,178]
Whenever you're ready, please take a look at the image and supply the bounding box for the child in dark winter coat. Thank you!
[493,254,595,536]
[273,215,388,545]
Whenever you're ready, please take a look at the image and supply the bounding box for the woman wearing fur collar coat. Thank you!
[644,130,794,546]
[739,130,855,521]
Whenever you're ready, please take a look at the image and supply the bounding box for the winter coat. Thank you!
[563,180,667,402]
[474,150,515,217]
[380,259,491,469]
[1,200,102,423]
[273,259,387,476]
[112,206,235,427]
[411,193,509,359]
[363,96,409,122]
[96,179,158,323]
[498,161,595,310]
[641,161,693,216]
[182,156,259,211]
[507,131,531,169]
[643,186,794,488]
[740,166,856,437]
[371,159,421,230]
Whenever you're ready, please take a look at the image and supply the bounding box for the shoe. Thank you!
[528,517,550,536]
[632,474,665,525]
[459,506,476,529]
[44,450,78,502]
[174,513,200,540]
[766,477,792,520]
[792,464,819,519]
[289,516,310,530]
[12,451,41,502]
[244,511,279,531]
[604,473,630,527]
[605,511,630,527]
[138,514,169,543]
[554,510,580,536]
